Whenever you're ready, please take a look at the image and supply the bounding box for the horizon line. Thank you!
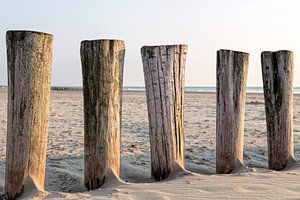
[0,85,300,88]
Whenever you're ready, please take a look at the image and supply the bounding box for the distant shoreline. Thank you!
[1,86,300,94]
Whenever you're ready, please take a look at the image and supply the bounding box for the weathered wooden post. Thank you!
[261,50,295,170]
[5,30,53,199]
[80,39,125,190]
[216,49,249,174]
[141,44,187,181]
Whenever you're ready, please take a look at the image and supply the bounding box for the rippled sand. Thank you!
[0,89,300,199]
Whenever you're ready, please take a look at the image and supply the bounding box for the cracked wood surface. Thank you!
[141,45,187,181]
[80,40,125,190]
[216,49,249,174]
[261,50,295,170]
[5,30,53,200]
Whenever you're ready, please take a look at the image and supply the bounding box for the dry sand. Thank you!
[0,89,300,199]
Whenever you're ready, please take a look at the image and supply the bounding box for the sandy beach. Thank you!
[0,89,300,199]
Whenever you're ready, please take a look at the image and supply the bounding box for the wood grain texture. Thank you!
[141,45,187,181]
[216,49,249,174]
[80,39,125,190]
[261,50,295,170]
[5,30,53,200]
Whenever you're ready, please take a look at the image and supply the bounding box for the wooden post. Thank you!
[5,30,53,199]
[141,45,188,181]
[80,39,125,190]
[261,50,295,170]
[216,49,249,174]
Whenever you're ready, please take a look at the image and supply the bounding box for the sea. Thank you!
[50,86,300,94]
[2,85,300,94]
[123,86,300,94]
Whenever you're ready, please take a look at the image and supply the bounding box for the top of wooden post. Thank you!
[141,44,188,49]
[141,44,188,58]
[217,49,249,56]
[6,30,53,37]
[261,50,293,54]
[81,39,125,44]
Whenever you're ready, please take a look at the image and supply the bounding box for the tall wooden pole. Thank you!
[80,39,125,190]
[5,30,53,200]
[141,44,188,181]
[261,50,295,170]
[216,49,249,174]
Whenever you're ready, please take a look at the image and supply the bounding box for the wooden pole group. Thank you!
[3,29,297,199]
[216,49,295,173]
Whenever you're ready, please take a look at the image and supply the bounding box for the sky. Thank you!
[0,0,300,86]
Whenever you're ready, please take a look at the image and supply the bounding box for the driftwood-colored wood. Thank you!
[80,39,125,190]
[216,49,249,174]
[5,30,53,200]
[141,44,188,181]
[261,50,295,170]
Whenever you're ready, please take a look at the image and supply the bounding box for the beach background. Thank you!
[0,88,300,199]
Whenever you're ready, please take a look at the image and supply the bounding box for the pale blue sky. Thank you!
[0,0,299,86]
